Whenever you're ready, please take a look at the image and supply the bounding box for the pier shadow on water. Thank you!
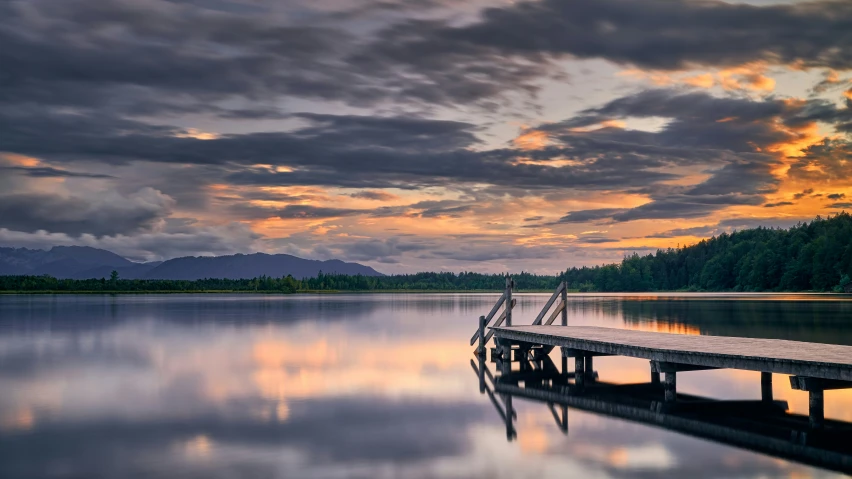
[473,351,852,476]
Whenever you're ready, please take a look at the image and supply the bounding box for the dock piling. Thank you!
[809,389,824,429]
[761,372,773,402]
[664,372,677,402]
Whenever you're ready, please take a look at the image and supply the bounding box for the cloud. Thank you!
[0,222,262,262]
[763,201,794,208]
[555,208,627,224]
[793,189,814,200]
[828,193,847,200]
[367,0,852,84]
[349,190,399,201]
[0,166,115,179]
[0,188,174,237]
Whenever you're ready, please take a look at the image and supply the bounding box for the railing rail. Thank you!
[531,281,567,325]
[471,277,515,353]
[469,289,508,346]
[484,298,517,343]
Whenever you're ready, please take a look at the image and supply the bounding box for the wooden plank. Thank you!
[493,326,852,381]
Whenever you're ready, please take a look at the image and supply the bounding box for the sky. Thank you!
[1,0,851,274]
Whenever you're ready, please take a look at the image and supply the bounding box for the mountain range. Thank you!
[0,246,383,280]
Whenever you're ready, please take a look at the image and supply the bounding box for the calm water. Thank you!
[1,293,852,478]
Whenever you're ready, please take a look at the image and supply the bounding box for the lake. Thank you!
[1,293,851,478]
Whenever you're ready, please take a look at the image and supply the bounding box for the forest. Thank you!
[1,213,851,293]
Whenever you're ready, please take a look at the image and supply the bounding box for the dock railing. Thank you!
[472,278,570,355]
[471,277,515,355]
[531,281,568,326]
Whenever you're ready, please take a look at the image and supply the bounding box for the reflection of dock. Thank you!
[472,354,852,475]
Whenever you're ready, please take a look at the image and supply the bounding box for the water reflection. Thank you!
[0,293,851,478]
[475,353,852,476]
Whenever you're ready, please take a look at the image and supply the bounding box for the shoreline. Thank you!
[1,289,844,295]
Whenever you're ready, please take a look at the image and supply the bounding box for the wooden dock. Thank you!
[471,279,852,432]
[489,325,852,428]
[492,325,852,381]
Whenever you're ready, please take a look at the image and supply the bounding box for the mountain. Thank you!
[143,253,382,279]
[0,246,153,279]
[0,247,383,279]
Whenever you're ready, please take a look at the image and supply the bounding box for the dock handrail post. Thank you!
[477,315,486,356]
[560,281,568,326]
[505,276,513,327]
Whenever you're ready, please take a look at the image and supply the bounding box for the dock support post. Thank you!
[505,394,515,441]
[761,372,773,402]
[505,277,513,327]
[651,371,661,385]
[584,355,594,382]
[561,282,568,326]
[478,355,486,394]
[664,372,677,402]
[575,356,585,388]
[809,389,824,429]
[477,315,486,356]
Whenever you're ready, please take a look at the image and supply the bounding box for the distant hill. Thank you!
[143,253,382,280]
[0,246,147,279]
[0,247,382,279]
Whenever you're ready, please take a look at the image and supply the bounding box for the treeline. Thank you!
[1,213,850,293]
[561,212,852,293]
[0,271,560,293]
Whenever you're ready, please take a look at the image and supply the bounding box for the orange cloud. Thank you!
[682,73,715,88]
[513,129,550,150]
[174,128,219,140]
[1,152,40,167]
[620,63,776,92]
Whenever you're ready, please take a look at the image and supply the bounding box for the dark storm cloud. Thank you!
[788,139,852,182]
[0,108,677,192]
[521,88,852,224]
[349,190,398,201]
[793,189,814,200]
[576,237,618,244]
[0,189,173,237]
[0,166,115,179]
[370,0,852,75]
[327,237,432,263]
[645,217,807,238]
[555,208,627,224]
[5,0,851,118]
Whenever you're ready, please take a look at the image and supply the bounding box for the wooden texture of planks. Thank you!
[492,326,852,381]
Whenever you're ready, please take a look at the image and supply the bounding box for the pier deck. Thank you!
[492,325,852,381]
[489,325,852,428]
